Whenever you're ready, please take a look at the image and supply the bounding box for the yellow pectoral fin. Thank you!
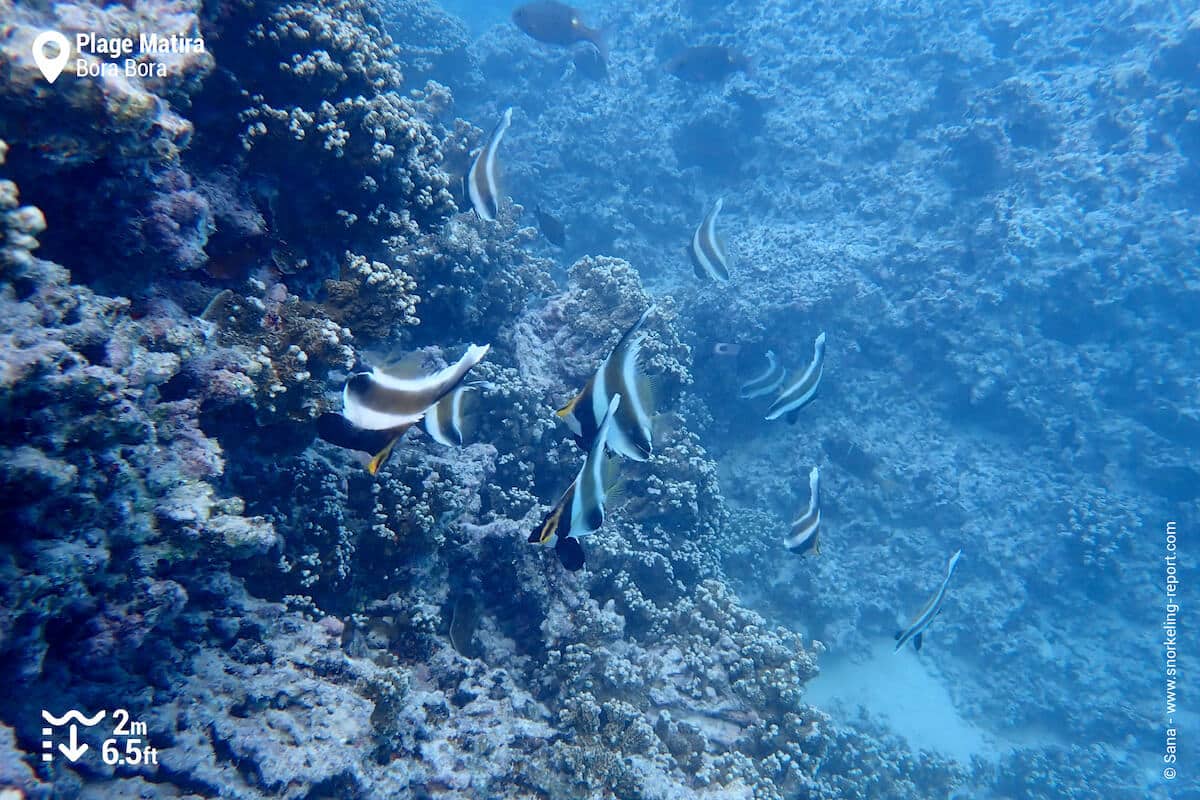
[556,392,581,418]
[537,504,566,544]
[557,377,595,419]
[367,434,402,476]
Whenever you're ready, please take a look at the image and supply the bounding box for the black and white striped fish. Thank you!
[556,306,656,462]
[765,332,825,422]
[340,345,490,474]
[689,198,731,282]
[739,350,786,399]
[468,107,513,221]
[423,382,487,447]
[530,394,623,570]
[894,550,963,653]
[783,466,821,555]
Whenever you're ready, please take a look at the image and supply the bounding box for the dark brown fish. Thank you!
[535,205,566,246]
[513,2,607,61]
[666,46,749,83]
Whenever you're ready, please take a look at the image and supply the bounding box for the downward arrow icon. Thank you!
[59,724,88,762]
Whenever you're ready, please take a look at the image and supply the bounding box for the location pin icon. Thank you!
[32,31,71,84]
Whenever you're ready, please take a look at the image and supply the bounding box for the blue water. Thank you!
[0,0,1196,798]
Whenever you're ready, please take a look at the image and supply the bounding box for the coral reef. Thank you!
[0,141,46,268]
[192,276,355,423]
[0,0,211,281]
[1,0,1193,797]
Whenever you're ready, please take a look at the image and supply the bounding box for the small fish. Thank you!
[665,46,750,83]
[535,205,566,246]
[711,342,741,357]
[689,198,731,282]
[449,592,480,657]
[573,42,607,81]
[423,382,487,447]
[894,550,963,653]
[513,2,607,61]
[765,333,825,422]
[740,350,786,399]
[557,306,656,462]
[530,394,623,570]
[468,108,513,222]
[783,466,821,555]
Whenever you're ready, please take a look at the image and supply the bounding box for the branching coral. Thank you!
[323,251,419,342]
[218,0,460,276]
[0,160,283,746]
[396,207,555,342]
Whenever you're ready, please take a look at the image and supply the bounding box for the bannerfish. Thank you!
[556,306,656,462]
[894,550,963,653]
[343,344,491,431]
[513,2,607,61]
[423,382,488,447]
[665,46,750,83]
[468,107,513,222]
[689,198,731,282]
[573,42,607,81]
[783,466,821,555]
[740,350,786,399]
[765,332,825,423]
[341,344,491,474]
[530,394,623,571]
[535,205,566,246]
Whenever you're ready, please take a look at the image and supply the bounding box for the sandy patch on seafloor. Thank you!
[805,638,994,764]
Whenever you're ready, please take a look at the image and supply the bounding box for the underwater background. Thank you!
[0,0,1197,798]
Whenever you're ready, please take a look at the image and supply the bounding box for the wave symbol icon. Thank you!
[41,710,107,727]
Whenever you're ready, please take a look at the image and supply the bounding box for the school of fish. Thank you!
[323,2,962,655]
